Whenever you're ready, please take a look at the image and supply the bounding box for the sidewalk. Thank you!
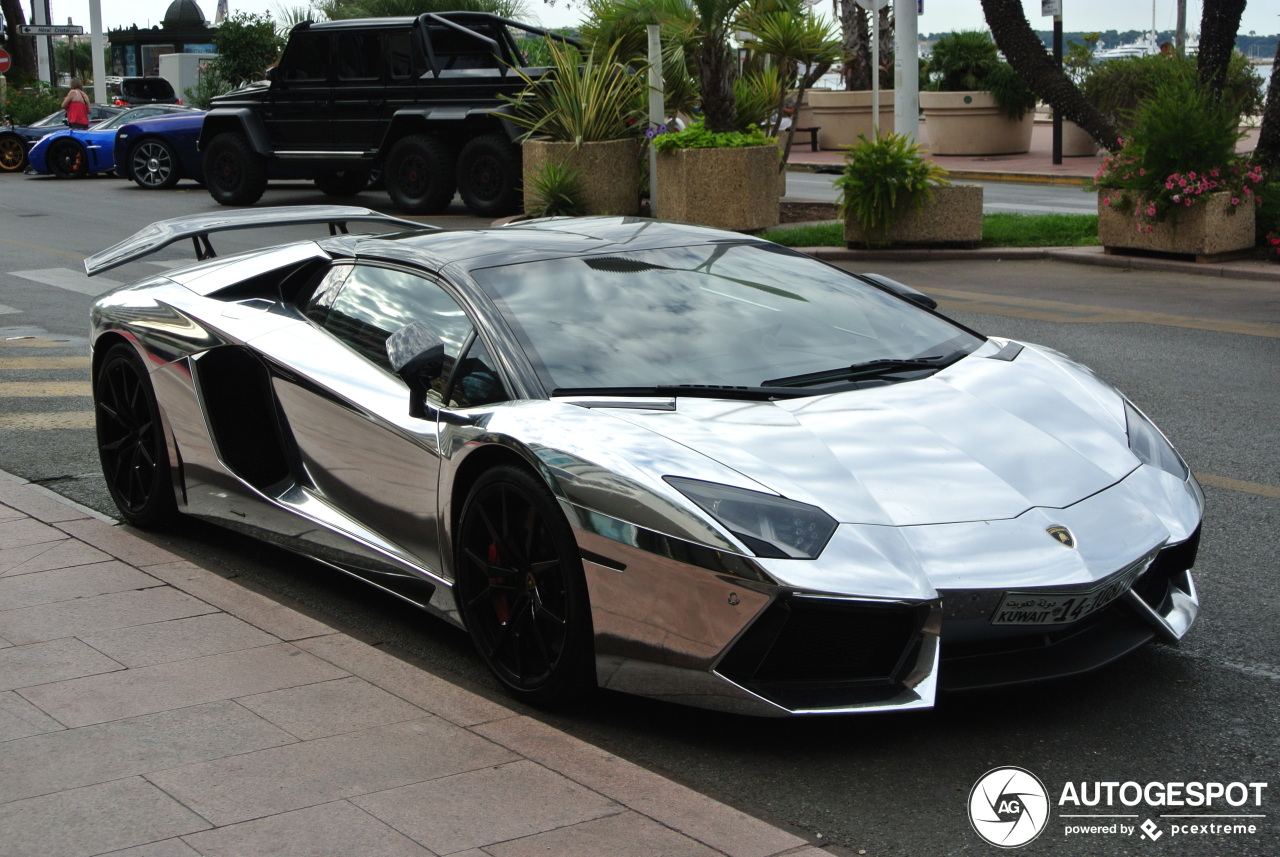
[0,470,821,857]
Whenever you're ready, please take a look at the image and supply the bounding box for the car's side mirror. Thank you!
[859,273,938,311]
[386,321,445,418]
[265,66,278,83]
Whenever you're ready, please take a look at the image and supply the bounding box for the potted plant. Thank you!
[836,131,982,247]
[920,30,1037,156]
[1089,75,1264,260]
[499,38,647,217]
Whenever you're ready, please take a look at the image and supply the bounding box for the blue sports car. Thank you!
[114,110,207,189]
[0,104,124,172]
[26,105,196,179]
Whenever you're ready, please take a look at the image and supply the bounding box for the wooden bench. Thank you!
[792,126,820,152]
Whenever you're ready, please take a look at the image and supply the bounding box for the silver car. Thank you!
[86,208,1202,716]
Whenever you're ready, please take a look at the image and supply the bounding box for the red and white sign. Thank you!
[0,49,12,75]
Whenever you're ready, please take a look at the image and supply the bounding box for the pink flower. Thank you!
[1231,198,1240,205]
[1103,196,1111,206]
[1188,171,1197,180]
[1139,168,1146,176]
[1172,194,1181,202]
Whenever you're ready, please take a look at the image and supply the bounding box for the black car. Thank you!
[0,105,125,172]
[111,77,180,106]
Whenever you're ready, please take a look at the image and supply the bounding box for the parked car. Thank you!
[26,105,196,179]
[0,105,125,172]
[84,210,1204,717]
[115,110,207,189]
[111,76,181,106]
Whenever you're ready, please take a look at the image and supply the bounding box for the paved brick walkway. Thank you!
[0,470,822,857]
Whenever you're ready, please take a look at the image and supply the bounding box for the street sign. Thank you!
[1042,1,1062,15]
[0,49,11,74]
[18,24,84,36]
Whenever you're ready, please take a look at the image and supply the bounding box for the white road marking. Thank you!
[0,304,19,315]
[10,268,123,297]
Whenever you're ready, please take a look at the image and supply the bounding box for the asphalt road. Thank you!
[1,172,1276,856]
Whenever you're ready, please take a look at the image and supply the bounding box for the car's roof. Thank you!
[337,218,767,274]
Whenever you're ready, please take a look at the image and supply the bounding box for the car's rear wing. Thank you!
[84,206,430,276]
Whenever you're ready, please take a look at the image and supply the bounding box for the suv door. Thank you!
[266,30,332,150]
[331,28,392,153]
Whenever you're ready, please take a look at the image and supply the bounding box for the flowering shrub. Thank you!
[1086,75,1265,234]
[1267,226,1280,262]
[3,83,65,126]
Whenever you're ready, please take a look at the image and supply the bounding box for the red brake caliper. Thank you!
[488,543,509,623]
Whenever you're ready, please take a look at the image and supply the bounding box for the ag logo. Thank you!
[968,766,1050,848]
[1046,525,1075,548]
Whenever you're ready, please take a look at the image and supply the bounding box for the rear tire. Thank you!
[385,135,455,214]
[314,168,370,196]
[0,133,27,172]
[456,134,522,217]
[130,139,181,189]
[48,138,89,179]
[204,131,267,205]
[94,343,178,528]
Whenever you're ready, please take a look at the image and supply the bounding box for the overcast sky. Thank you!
[44,1,1280,41]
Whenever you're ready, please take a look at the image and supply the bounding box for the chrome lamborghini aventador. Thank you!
[85,208,1203,716]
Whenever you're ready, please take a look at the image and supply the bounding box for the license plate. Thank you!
[991,570,1140,626]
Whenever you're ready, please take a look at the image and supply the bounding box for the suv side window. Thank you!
[388,31,413,79]
[281,33,331,81]
[336,31,382,81]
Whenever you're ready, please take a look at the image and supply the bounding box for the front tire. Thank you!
[0,133,27,172]
[456,135,522,217]
[454,464,595,706]
[314,168,370,196]
[94,343,178,528]
[130,138,181,189]
[48,138,89,179]
[385,134,456,214]
[204,131,267,205]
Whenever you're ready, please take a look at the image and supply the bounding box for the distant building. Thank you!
[108,0,217,77]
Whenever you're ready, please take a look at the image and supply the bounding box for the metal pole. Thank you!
[90,0,107,103]
[893,0,919,144]
[647,24,663,219]
[871,10,879,135]
[1052,14,1063,165]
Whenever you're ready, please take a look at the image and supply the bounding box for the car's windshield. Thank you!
[472,242,983,394]
[31,110,67,128]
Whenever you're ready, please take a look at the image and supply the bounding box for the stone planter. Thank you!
[1033,116,1101,157]
[843,184,984,248]
[655,145,780,232]
[919,91,1033,155]
[522,138,642,217]
[1097,192,1256,260]
[808,90,896,150]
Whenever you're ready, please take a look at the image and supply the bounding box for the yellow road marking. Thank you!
[0,412,96,430]
[933,289,1280,339]
[0,381,92,397]
[0,236,87,262]
[0,357,91,370]
[1,338,74,348]
[1196,473,1280,500]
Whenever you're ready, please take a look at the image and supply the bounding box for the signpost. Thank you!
[18,24,84,36]
[1044,2,1064,164]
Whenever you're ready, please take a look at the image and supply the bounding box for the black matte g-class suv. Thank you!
[198,13,573,216]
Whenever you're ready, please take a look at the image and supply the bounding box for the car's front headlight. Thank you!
[1125,400,1189,480]
[664,477,837,559]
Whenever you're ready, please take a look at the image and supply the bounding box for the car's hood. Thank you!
[599,343,1139,527]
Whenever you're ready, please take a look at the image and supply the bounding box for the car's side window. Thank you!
[446,335,508,408]
[321,265,478,403]
[336,32,381,81]
[281,33,331,81]
[302,263,352,326]
[388,32,413,79]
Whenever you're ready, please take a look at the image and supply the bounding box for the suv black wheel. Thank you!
[48,138,89,179]
[314,168,370,196]
[95,342,178,528]
[457,134,521,217]
[0,133,27,172]
[386,135,455,214]
[130,139,181,189]
[454,464,595,706]
[204,131,268,205]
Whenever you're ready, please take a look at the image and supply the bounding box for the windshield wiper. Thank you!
[552,384,810,401]
[763,355,950,389]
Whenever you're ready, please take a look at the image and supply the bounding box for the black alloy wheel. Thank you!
[130,138,180,189]
[48,137,89,179]
[94,343,177,528]
[456,134,521,217]
[454,465,595,705]
[203,131,268,205]
[385,134,456,214]
[0,134,27,172]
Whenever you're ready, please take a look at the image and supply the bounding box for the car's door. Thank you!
[270,261,508,574]
[264,30,332,149]
[330,28,389,153]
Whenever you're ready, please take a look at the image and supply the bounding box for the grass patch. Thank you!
[763,213,1100,248]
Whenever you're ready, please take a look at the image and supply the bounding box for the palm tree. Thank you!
[979,0,1120,151]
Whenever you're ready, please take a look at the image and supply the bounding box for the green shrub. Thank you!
[649,121,773,151]
[925,31,1036,120]
[1084,53,1264,133]
[3,83,66,126]
[524,160,586,218]
[834,132,950,246]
